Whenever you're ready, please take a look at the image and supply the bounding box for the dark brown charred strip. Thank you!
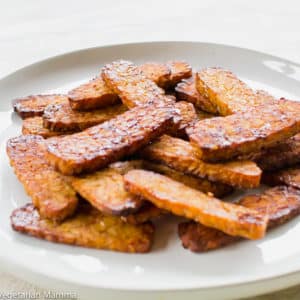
[124,170,268,240]
[178,186,300,252]
[254,134,300,171]
[7,135,78,221]
[263,165,300,190]
[187,99,300,162]
[11,203,154,253]
[46,104,179,175]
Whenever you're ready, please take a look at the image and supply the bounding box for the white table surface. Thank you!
[1,0,300,299]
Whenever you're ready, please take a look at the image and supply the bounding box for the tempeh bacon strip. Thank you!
[11,203,154,253]
[7,135,78,221]
[178,186,300,252]
[46,104,179,175]
[124,170,268,239]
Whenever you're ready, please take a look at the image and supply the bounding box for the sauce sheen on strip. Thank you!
[187,99,300,162]
[46,104,180,175]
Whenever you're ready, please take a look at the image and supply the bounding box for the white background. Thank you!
[1,0,300,298]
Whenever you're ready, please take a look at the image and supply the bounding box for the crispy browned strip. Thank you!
[174,101,198,137]
[70,161,145,215]
[22,117,71,138]
[142,161,233,197]
[165,61,192,87]
[263,165,300,189]
[7,135,78,221]
[43,102,127,132]
[140,135,261,188]
[102,60,173,108]
[187,99,300,162]
[253,134,300,171]
[46,104,179,175]
[121,203,166,225]
[11,203,154,253]
[124,170,268,239]
[196,68,276,115]
[139,62,171,88]
[175,74,219,113]
[179,186,300,252]
[13,94,68,119]
[68,61,189,111]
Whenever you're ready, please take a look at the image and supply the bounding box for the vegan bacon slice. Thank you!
[7,135,78,221]
[102,60,173,108]
[11,203,154,253]
[178,186,300,252]
[187,99,300,162]
[13,94,68,119]
[68,61,191,110]
[196,67,276,115]
[70,161,145,216]
[263,165,300,190]
[142,161,233,197]
[43,102,127,132]
[174,101,198,138]
[175,74,219,113]
[254,134,300,171]
[46,104,179,175]
[140,135,261,188]
[22,117,71,138]
[124,170,268,239]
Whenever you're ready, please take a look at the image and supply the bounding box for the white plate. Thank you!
[1,42,300,300]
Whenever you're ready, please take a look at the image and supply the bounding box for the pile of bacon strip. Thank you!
[8,60,300,253]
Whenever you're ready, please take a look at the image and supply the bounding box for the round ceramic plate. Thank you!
[1,42,300,300]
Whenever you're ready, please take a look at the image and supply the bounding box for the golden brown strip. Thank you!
[165,61,192,87]
[196,68,276,115]
[254,134,300,171]
[124,170,268,239]
[140,135,261,188]
[187,99,300,162]
[178,186,300,252]
[121,203,166,225]
[68,77,120,111]
[22,117,71,138]
[11,203,154,253]
[13,94,68,119]
[263,166,300,190]
[139,62,171,88]
[70,161,145,216]
[46,104,179,175]
[68,61,190,110]
[102,60,173,108]
[43,102,127,132]
[175,74,219,113]
[7,135,78,221]
[174,101,198,138]
[142,161,233,197]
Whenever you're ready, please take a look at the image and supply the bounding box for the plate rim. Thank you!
[1,40,300,294]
